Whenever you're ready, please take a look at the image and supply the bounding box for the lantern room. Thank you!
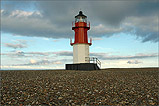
[71,11,91,46]
[75,11,87,23]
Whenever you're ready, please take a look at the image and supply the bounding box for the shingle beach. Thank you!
[1,68,159,105]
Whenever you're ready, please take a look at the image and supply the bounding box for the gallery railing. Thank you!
[85,57,101,68]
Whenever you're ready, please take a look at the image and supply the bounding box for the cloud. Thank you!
[123,16,158,42]
[15,50,25,56]
[26,59,50,65]
[9,10,42,18]
[1,50,27,58]
[91,24,124,36]
[2,50,158,60]
[1,1,159,42]
[15,39,27,44]
[127,60,142,64]
[1,9,71,38]
[30,59,36,64]
[26,52,50,56]
[1,65,63,70]
[1,1,36,12]
[4,43,27,49]
[1,50,158,61]
[53,51,73,56]
[1,50,72,58]
[1,51,50,58]
[15,59,62,66]
[1,50,158,68]
[90,52,108,57]
[92,38,103,41]
[3,39,28,49]
[90,52,158,60]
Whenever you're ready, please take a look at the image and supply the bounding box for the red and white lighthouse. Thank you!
[66,11,100,70]
[71,11,92,63]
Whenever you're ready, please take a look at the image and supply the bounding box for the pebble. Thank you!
[0,68,159,105]
[58,97,63,100]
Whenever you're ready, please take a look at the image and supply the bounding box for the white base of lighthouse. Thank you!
[73,44,89,63]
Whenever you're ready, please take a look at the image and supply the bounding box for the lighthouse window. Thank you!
[79,17,83,22]
[84,18,87,22]
[75,18,80,22]
[75,17,87,23]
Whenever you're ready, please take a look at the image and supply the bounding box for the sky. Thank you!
[1,0,159,70]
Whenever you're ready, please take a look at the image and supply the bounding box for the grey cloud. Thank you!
[37,51,158,60]
[90,24,124,38]
[88,1,159,26]
[127,60,142,64]
[92,38,103,41]
[26,52,51,56]
[2,1,159,42]
[37,1,85,26]
[3,39,28,49]
[15,51,25,57]
[90,52,108,57]
[35,1,159,42]
[1,51,50,58]
[1,51,72,57]
[1,50,26,57]
[52,51,158,60]
[15,39,27,44]
[90,52,158,60]
[53,51,73,56]
[123,16,158,43]
[1,50,158,61]
[1,11,69,38]
[4,43,27,49]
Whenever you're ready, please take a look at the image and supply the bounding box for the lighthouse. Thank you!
[66,11,100,70]
[71,11,92,63]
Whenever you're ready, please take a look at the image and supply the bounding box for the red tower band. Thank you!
[71,11,92,46]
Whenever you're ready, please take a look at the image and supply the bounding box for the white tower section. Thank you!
[73,44,89,63]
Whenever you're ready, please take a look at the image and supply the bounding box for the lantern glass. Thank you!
[75,16,87,23]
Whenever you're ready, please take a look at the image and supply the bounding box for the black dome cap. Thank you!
[75,11,87,18]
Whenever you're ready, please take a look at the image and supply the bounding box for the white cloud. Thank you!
[92,38,103,41]
[30,59,36,64]
[0,65,63,70]
[1,9,4,13]
[7,59,63,66]
[1,50,158,69]
[43,38,49,40]
[53,61,62,65]
[9,10,42,17]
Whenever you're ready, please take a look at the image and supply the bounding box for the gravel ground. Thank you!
[1,68,159,105]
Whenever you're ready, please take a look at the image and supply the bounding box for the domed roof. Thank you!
[75,11,87,18]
